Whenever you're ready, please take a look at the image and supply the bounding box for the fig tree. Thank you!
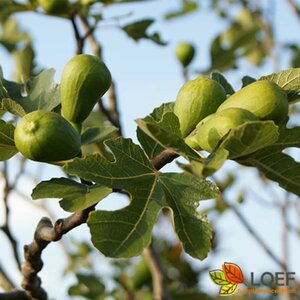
[14,110,81,162]
[174,76,227,137]
[175,43,195,68]
[60,54,112,126]
[217,80,288,124]
[185,107,258,152]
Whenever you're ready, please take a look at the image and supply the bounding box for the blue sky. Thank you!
[1,0,300,298]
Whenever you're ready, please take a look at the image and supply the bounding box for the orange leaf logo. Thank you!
[222,262,244,284]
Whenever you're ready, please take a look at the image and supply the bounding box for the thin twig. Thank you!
[287,0,300,19]
[143,244,173,300]
[224,197,287,271]
[1,162,22,270]
[70,14,84,54]
[79,16,102,58]
[281,195,290,273]
[0,265,15,291]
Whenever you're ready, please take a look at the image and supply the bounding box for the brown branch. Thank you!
[70,14,84,54]
[20,205,95,300]
[1,162,22,270]
[281,194,290,272]
[287,0,300,19]
[0,290,28,300]
[143,244,172,300]
[0,265,15,291]
[79,16,102,58]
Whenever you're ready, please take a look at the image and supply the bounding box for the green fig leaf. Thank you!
[221,121,279,159]
[122,19,166,45]
[136,111,202,162]
[137,102,174,159]
[239,126,300,197]
[165,0,198,20]
[32,177,112,212]
[81,126,118,145]
[211,72,235,95]
[0,98,26,117]
[1,69,60,115]
[0,120,18,161]
[241,75,256,87]
[64,138,219,259]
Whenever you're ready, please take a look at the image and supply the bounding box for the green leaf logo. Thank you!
[209,262,243,296]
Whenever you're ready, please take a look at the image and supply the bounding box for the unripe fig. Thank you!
[175,43,195,67]
[38,0,69,14]
[217,80,288,124]
[185,108,258,152]
[174,76,227,137]
[60,54,112,126]
[14,110,81,162]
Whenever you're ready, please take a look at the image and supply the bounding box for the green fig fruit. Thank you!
[175,43,195,68]
[38,0,69,14]
[217,80,288,124]
[14,110,81,162]
[174,76,227,137]
[60,54,112,126]
[185,108,258,152]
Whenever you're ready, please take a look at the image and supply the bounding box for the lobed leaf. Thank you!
[136,102,174,159]
[64,138,219,259]
[136,111,202,162]
[122,19,166,45]
[211,72,235,95]
[1,69,60,115]
[239,127,300,197]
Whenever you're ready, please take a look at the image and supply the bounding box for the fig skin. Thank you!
[14,110,81,162]
[175,43,195,67]
[185,108,258,152]
[217,80,288,124]
[38,0,69,14]
[60,54,112,126]
[174,76,227,137]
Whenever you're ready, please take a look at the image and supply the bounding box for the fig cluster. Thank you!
[174,77,288,152]
[14,54,112,162]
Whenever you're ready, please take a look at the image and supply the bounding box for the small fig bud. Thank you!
[175,43,195,68]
